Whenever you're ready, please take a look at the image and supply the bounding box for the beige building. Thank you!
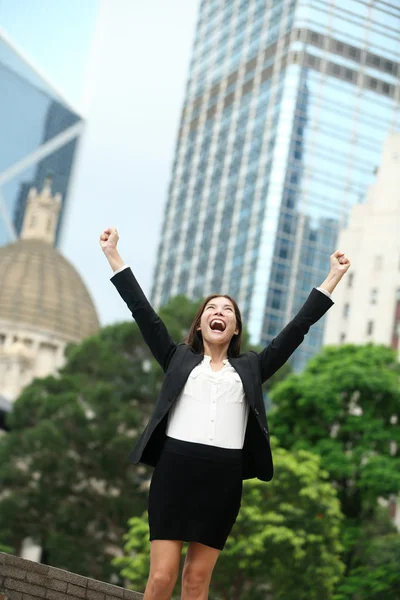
[323,133,400,351]
[323,132,400,530]
[0,178,99,406]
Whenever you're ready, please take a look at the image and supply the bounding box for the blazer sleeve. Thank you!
[110,267,177,372]
[258,288,334,383]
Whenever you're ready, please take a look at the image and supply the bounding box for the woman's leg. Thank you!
[181,542,221,600]
[144,540,184,600]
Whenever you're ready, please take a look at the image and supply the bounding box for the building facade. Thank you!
[0,28,84,249]
[151,0,400,370]
[323,132,400,353]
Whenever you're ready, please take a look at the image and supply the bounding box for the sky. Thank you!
[1,0,200,326]
[0,0,99,110]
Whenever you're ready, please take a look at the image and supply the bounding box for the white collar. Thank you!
[204,354,229,366]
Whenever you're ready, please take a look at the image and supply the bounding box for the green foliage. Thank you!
[0,321,154,580]
[112,513,154,592]
[269,343,400,594]
[334,532,400,600]
[269,344,400,516]
[114,440,344,599]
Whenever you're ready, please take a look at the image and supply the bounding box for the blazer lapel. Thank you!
[166,348,203,401]
[229,355,256,408]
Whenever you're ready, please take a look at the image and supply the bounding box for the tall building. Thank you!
[323,132,400,353]
[0,27,84,248]
[151,0,400,370]
[323,132,400,532]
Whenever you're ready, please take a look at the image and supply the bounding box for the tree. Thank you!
[0,323,151,581]
[268,344,400,579]
[114,441,344,599]
[334,531,400,600]
[0,296,199,580]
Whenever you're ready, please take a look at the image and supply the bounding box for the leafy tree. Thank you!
[114,441,344,599]
[0,296,198,579]
[334,532,400,600]
[268,344,400,582]
[0,323,151,580]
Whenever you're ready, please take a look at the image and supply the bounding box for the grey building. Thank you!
[152,0,400,370]
[0,27,83,248]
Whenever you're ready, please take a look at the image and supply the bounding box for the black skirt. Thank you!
[148,436,243,551]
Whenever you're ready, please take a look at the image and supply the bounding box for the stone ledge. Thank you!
[0,554,143,600]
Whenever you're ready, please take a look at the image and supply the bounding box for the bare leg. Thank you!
[181,542,221,600]
[144,540,184,600]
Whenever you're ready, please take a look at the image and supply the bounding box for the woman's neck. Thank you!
[203,343,229,364]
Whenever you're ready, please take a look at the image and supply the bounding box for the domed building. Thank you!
[0,177,99,409]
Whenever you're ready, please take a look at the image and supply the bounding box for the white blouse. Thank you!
[166,355,249,449]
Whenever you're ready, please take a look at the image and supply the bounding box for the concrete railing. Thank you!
[0,552,143,600]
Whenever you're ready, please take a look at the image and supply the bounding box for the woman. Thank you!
[100,226,350,600]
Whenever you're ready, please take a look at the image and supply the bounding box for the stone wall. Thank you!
[0,552,143,600]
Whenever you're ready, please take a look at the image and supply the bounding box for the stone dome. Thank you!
[0,238,99,341]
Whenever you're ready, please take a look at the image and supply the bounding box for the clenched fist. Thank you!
[329,250,351,278]
[99,227,119,254]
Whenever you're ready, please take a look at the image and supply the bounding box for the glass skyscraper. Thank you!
[0,28,83,248]
[152,0,400,370]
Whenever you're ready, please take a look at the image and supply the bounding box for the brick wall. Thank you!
[0,552,143,600]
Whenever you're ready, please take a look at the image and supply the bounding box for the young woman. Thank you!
[100,226,350,600]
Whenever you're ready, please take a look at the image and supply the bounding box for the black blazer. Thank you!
[111,268,334,481]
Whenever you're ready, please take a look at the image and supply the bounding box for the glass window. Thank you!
[0,37,81,245]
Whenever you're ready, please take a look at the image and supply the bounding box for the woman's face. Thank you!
[197,296,238,347]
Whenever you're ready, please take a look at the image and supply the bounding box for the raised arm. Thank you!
[100,227,177,372]
[258,250,351,382]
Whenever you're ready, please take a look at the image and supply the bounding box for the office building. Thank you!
[323,132,400,353]
[152,0,400,370]
[0,28,83,248]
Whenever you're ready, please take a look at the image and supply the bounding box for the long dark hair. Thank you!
[186,294,243,358]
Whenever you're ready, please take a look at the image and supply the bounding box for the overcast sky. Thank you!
[1,0,200,326]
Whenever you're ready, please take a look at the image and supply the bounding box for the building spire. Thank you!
[20,176,62,245]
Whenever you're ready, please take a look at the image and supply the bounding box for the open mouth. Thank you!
[210,319,226,332]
